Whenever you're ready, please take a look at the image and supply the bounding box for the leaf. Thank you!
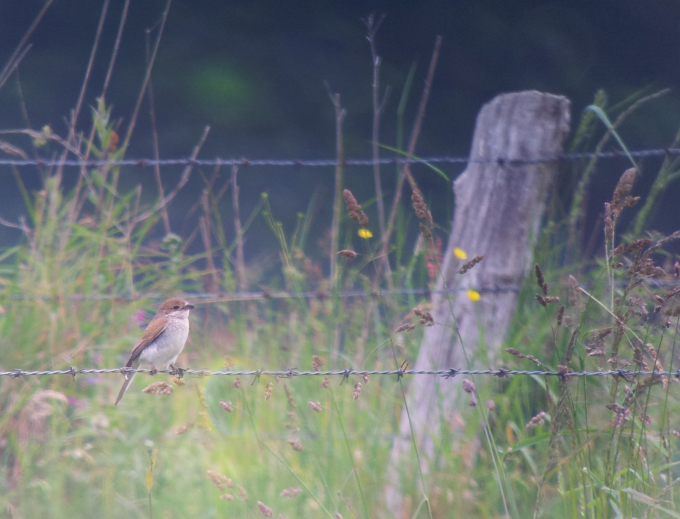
[584,105,637,169]
[378,143,450,182]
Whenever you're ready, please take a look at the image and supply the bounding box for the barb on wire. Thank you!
[2,366,679,380]
[0,147,679,169]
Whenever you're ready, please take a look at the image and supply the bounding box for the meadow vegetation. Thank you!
[2,6,680,519]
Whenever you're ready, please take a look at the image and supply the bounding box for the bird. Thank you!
[115,297,195,405]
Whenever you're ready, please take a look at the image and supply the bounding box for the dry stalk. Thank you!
[376,35,442,285]
[232,165,247,292]
[363,12,391,239]
[324,82,346,288]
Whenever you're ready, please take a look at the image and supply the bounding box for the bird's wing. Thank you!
[125,316,169,367]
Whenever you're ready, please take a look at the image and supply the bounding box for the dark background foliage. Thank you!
[1,0,679,254]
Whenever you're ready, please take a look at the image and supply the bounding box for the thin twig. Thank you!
[382,36,442,256]
[0,0,53,90]
[324,81,347,288]
[132,125,210,226]
[121,0,171,153]
[145,28,171,234]
[364,12,390,239]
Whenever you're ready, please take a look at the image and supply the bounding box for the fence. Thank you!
[1,366,677,381]
[0,147,677,169]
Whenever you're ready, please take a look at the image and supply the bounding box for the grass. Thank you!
[3,4,680,518]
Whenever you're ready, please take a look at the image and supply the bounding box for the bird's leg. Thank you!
[169,364,185,378]
[149,365,158,376]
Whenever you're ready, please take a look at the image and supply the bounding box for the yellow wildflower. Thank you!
[358,229,373,239]
[454,247,467,259]
[467,290,481,302]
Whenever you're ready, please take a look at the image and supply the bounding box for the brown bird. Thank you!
[115,297,195,405]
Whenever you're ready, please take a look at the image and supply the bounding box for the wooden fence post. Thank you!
[384,91,571,516]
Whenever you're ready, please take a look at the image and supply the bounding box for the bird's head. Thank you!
[158,298,195,318]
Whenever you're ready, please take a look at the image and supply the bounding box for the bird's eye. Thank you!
[173,305,180,310]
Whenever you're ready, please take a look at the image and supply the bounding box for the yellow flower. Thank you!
[454,247,467,259]
[466,290,481,302]
[358,229,373,239]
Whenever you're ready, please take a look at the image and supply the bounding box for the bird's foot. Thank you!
[150,366,158,376]
[169,364,185,378]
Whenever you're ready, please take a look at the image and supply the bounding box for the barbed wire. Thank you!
[2,366,679,381]
[14,278,680,304]
[0,147,677,169]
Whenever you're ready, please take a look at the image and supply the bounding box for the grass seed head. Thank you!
[257,501,274,517]
[142,381,174,396]
[220,401,235,412]
[525,411,546,429]
[280,487,303,498]
[207,470,230,491]
[462,379,476,394]
[308,401,322,412]
[458,255,484,275]
[320,377,330,389]
[353,382,362,400]
[287,438,303,451]
[312,355,325,371]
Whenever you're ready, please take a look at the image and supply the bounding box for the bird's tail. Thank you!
[115,367,137,406]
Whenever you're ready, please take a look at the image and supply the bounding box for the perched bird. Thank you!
[115,297,195,405]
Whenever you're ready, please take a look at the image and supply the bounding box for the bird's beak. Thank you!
[185,303,196,310]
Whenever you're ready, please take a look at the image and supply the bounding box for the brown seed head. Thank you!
[207,470,230,491]
[257,501,274,518]
[525,411,546,429]
[287,438,303,451]
[458,255,484,275]
[312,355,325,371]
[220,401,235,412]
[320,377,330,389]
[337,249,358,259]
[308,401,323,412]
[353,382,362,400]
[142,381,174,396]
[462,379,476,394]
[280,487,303,498]
[175,423,193,435]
